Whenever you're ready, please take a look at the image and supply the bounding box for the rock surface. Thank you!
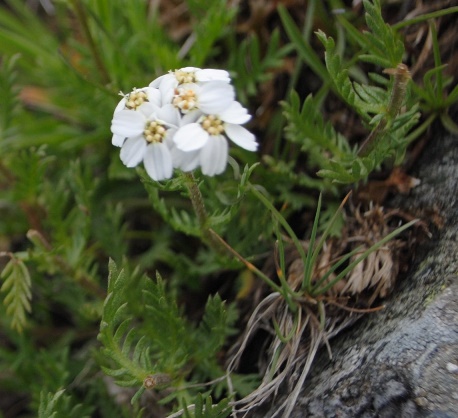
[263,127,458,418]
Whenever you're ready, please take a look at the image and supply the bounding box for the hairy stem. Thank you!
[182,172,228,257]
[358,63,411,157]
[182,172,208,229]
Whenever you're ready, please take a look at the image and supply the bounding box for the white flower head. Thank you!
[110,103,181,181]
[112,87,162,147]
[111,69,256,179]
[173,101,258,176]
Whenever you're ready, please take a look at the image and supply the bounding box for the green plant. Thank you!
[0,1,455,417]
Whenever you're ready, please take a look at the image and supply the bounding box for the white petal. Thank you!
[219,101,251,124]
[196,69,230,83]
[225,123,258,151]
[157,104,181,127]
[137,102,160,118]
[149,74,166,88]
[198,82,235,114]
[174,123,209,151]
[145,87,162,107]
[171,147,200,172]
[163,128,177,147]
[180,110,203,126]
[143,143,173,181]
[159,76,179,104]
[112,134,126,147]
[111,110,145,137]
[114,97,127,113]
[120,136,147,167]
[200,136,228,176]
[180,66,200,73]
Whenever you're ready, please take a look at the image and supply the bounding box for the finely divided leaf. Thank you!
[1,257,32,333]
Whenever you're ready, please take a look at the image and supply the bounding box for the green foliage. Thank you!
[315,30,384,122]
[279,0,421,184]
[142,173,202,237]
[228,29,292,103]
[187,0,237,67]
[282,91,351,165]
[0,255,32,332]
[85,0,181,86]
[277,4,330,86]
[341,0,405,68]
[98,260,238,407]
[408,20,458,134]
[142,163,266,253]
[38,389,93,418]
[181,394,231,418]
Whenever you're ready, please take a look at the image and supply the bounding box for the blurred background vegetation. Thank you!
[0,0,456,417]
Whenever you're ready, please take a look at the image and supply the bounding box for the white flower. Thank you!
[110,103,181,181]
[150,67,230,92]
[112,87,162,147]
[173,101,257,176]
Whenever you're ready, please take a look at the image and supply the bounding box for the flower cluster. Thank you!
[110,67,258,181]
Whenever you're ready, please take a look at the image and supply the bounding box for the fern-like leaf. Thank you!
[141,272,190,371]
[1,255,32,333]
[194,295,237,365]
[282,92,352,163]
[315,30,387,122]
[360,0,404,68]
[98,260,152,388]
[0,53,20,136]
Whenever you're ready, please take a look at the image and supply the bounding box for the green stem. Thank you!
[249,183,307,263]
[208,229,284,295]
[392,7,458,31]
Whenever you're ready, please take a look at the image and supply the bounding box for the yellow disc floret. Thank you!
[174,70,197,84]
[144,120,166,143]
[172,87,197,113]
[201,115,225,136]
[125,90,148,110]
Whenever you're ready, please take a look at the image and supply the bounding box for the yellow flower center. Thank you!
[144,120,166,143]
[172,87,197,113]
[201,115,225,136]
[174,70,196,84]
[125,90,148,110]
